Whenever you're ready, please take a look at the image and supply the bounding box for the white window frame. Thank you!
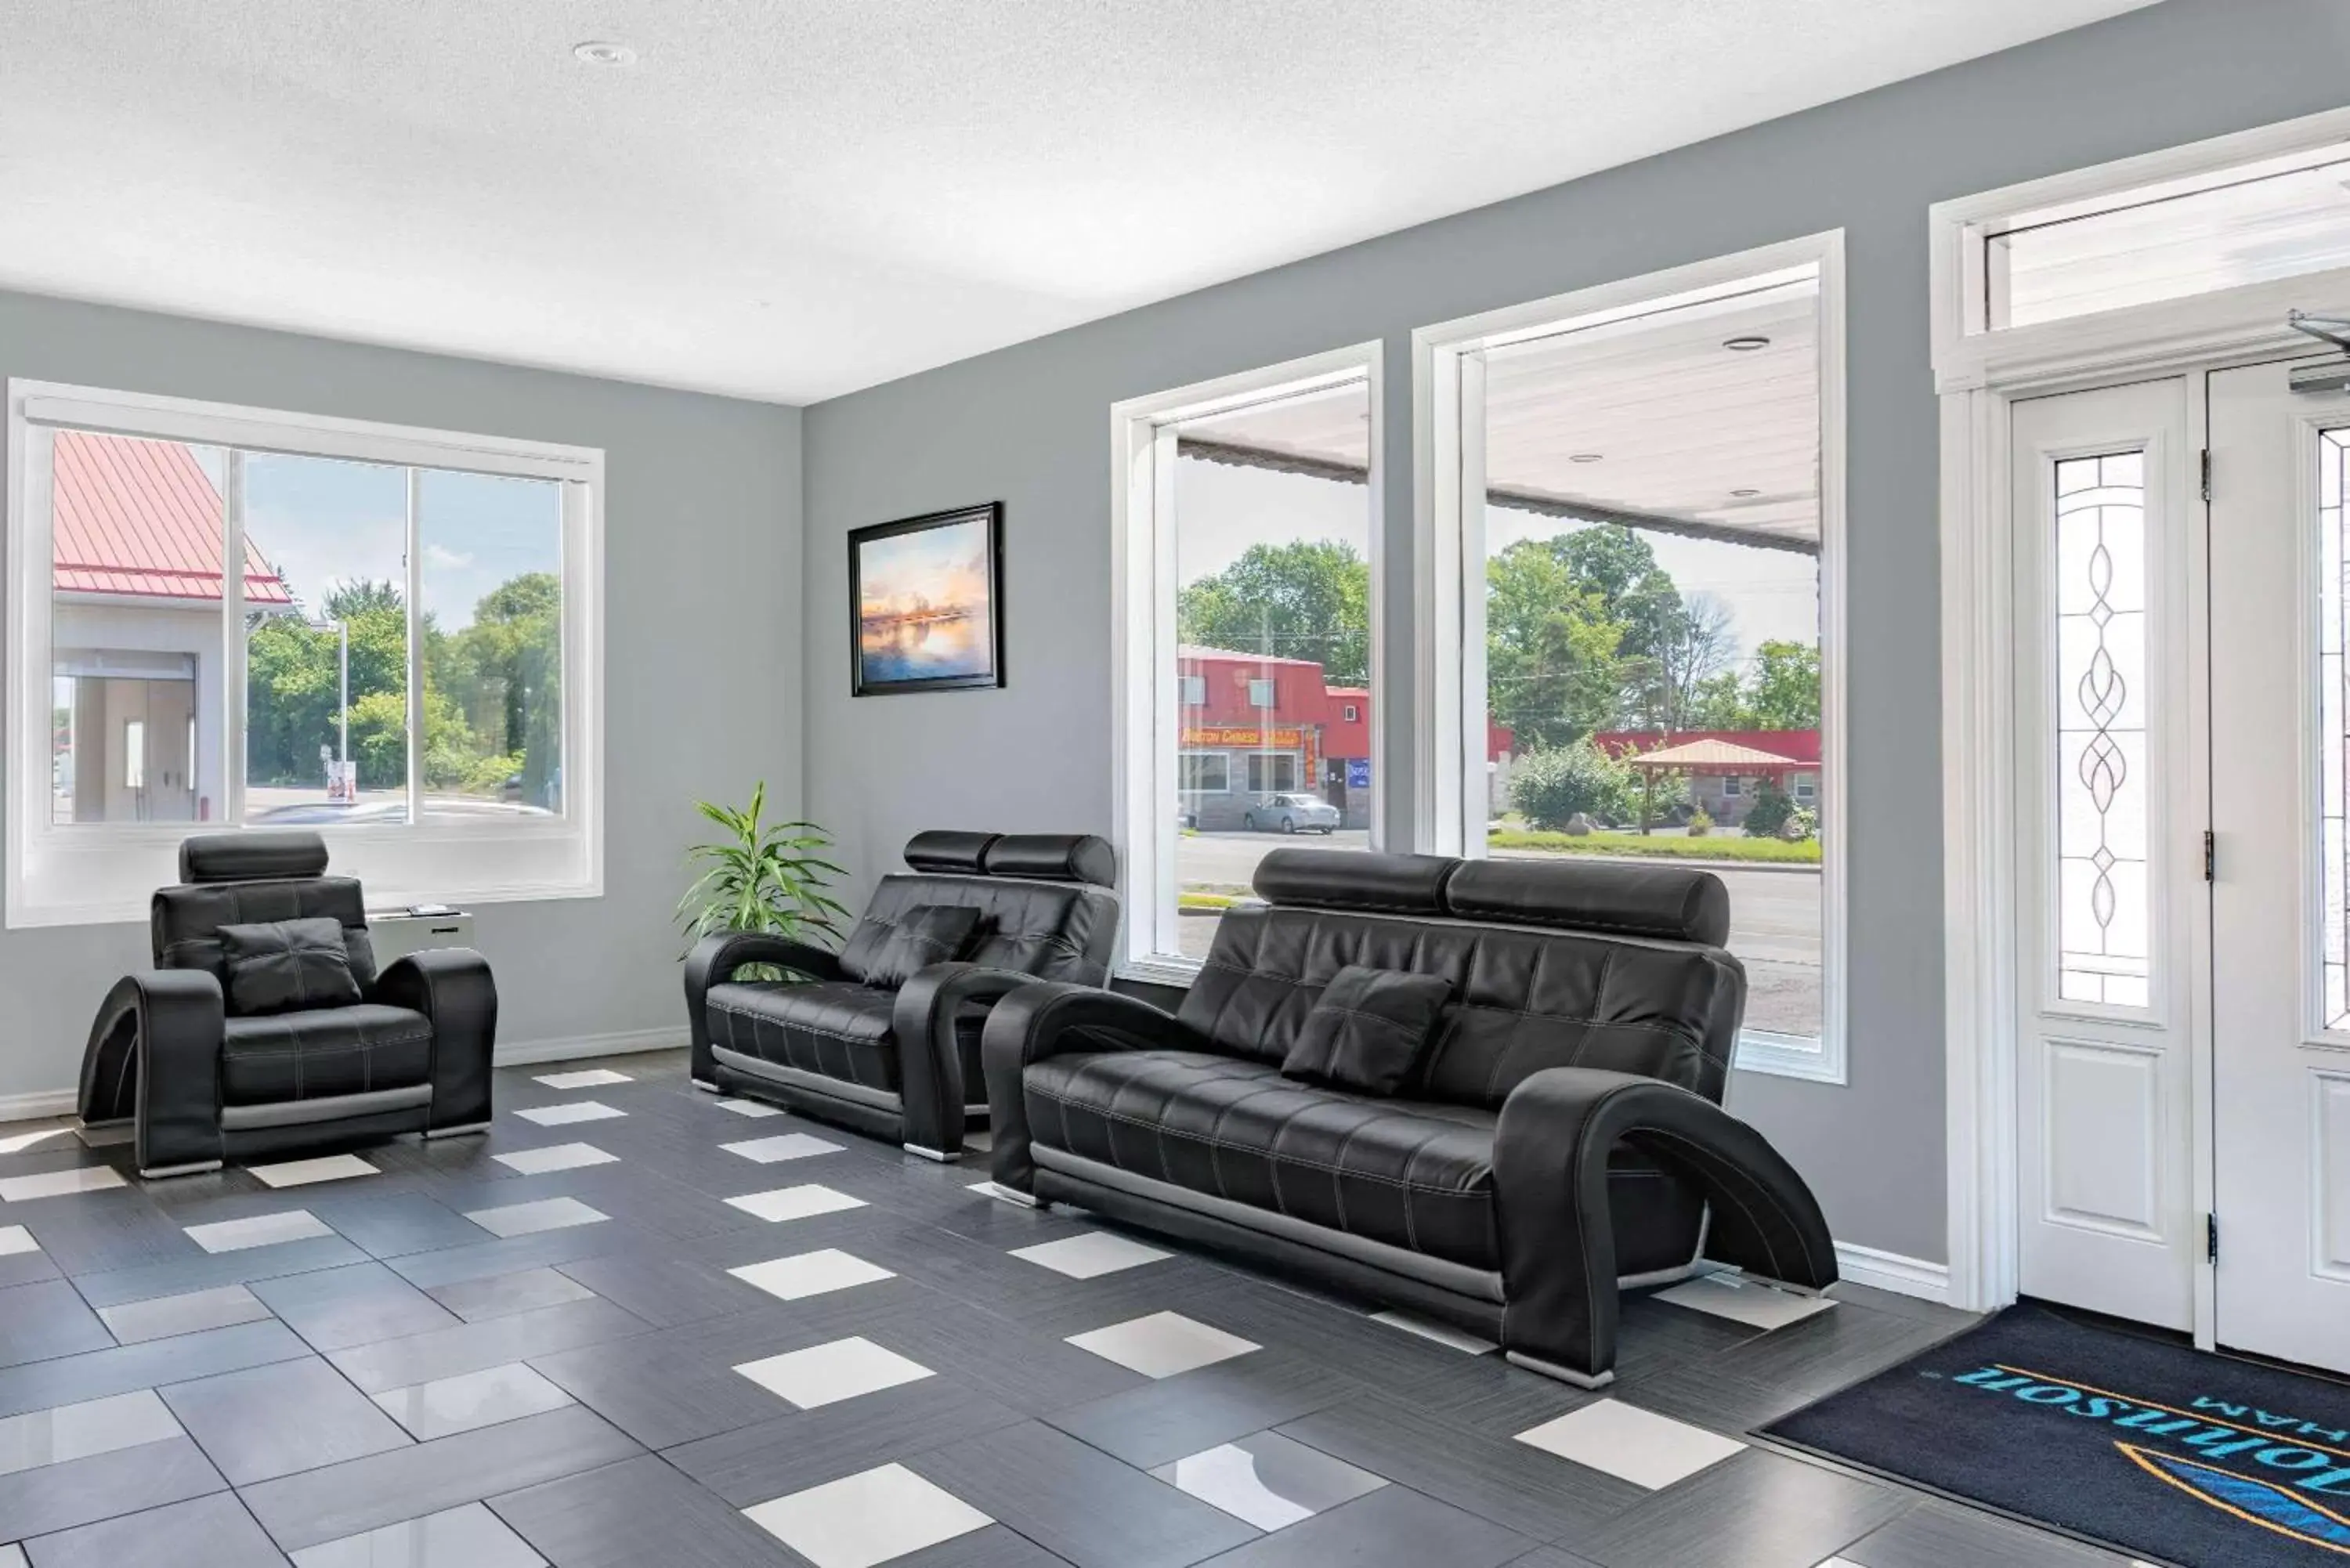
[1932,108,2350,1316]
[1110,341,1384,985]
[6,381,605,926]
[1412,232,1849,1084]
[1343,703,1360,722]
[1246,677,1276,708]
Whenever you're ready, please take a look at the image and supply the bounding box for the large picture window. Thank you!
[9,383,602,924]
[1112,345,1383,974]
[1417,236,1846,1081]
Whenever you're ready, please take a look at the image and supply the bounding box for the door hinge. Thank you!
[2207,1212,2220,1264]
[2201,448,2213,502]
[2204,829,2216,882]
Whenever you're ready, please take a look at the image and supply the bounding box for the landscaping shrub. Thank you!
[1509,741,1639,831]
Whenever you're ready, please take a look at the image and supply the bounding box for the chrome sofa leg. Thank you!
[1505,1349,1614,1389]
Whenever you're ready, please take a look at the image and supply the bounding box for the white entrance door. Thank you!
[2012,380,2203,1331]
[2208,356,2350,1375]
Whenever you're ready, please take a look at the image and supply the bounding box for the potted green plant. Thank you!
[675,782,851,977]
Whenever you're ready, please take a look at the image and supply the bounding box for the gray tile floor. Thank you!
[0,1050,2136,1566]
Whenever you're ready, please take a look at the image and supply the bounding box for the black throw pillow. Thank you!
[218,916,364,1016]
[859,905,983,989]
[1282,965,1453,1096]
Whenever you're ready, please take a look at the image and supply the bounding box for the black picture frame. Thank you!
[848,502,1006,696]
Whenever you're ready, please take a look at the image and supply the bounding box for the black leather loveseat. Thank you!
[685,830,1119,1159]
[80,832,497,1178]
[983,848,1835,1386]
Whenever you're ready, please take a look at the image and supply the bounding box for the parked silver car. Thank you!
[1240,792,1342,834]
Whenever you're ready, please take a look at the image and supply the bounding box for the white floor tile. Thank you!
[183,1209,333,1253]
[735,1336,934,1410]
[291,1501,547,1567]
[0,1389,181,1477]
[729,1248,896,1302]
[492,1143,619,1176]
[0,1544,23,1568]
[1367,1310,1497,1354]
[463,1196,609,1238]
[1010,1231,1170,1280]
[743,1462,992,1568]
[0,1165,126,1201]
[1515,1398,1745,1490]
[1150,1431,1386,1530]
[0,1226,36,1257]
[515,1101,625,1126]
[716,1098,787,1118]
[721,1133,844,1164]
[371,1362,575,1440]
[533,1068,632,1089]
[248,1153,379,1189]
[1654,1274,1837,1331]
[726,1184,866,1223]
[1066,1311,1259,1379]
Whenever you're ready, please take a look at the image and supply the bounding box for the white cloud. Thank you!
[424,543,475,569]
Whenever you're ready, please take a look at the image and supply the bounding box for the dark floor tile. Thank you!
[1196,1483,1533,1567]
[159,1357,411,1484]
[1276,1395,1645,1541]
[68,1237,370,1311]
[0,1250,63,1292]
[249,1263,462,1351]
[22,1489,288,1567]
[489,1452,796,1567]
[1700,1302,1958,1406]
[1564,1447,1911,1568]
[382,1219,654,1291]
[6,1190,190,1277]
[910,1420,1259,1568]
[1824,1281,1979,1331]
[237,1403,642,1552]
[528,1306,850,1449]
[0,1434,225,1542]
[1838,1499,2137,1568]
[95,1284,274,1346]
[426,1265,597,1322]
[847,1291,1147,1417]
[1045,1350,1365,1469]
[324,1296,649,1394]
[296,1190,489,1260]
[0,1320,310,1421]
[547,1251,770,1328]
[0,1280,114,1368]
[663,1375,1026,1507]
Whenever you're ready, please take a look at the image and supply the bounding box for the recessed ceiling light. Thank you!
[1730,488,1762,497]
[573,41,638,67]
[1723,335,1771,352]
[1568,453,1604,463]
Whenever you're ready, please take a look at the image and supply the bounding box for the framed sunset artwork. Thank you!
[848,502,1005,695]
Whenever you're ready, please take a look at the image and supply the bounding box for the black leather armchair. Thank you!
[983,848,1835,1387]
[685,830,1119,1159]
[78,832,497,1177]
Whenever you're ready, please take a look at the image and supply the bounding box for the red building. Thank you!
[1177,646,1513,829]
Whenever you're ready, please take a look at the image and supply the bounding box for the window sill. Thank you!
[1734,1028,1847,1085]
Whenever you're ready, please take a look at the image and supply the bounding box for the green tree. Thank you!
[1484,540,1626,750]
[449,572,562,805]
[1177,542,1369,685]
[1743,639,1821,731]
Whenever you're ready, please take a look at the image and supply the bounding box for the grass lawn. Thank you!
[1488,829,1821,865]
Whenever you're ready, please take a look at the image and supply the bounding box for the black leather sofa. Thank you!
[983,847,1836,1387]
[685,830,1119,1159]
[79,832,498,1178]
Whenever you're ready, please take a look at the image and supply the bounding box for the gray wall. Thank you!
[0,290,803,1103]
[803,0,2350,1264]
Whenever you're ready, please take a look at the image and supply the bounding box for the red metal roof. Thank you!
[1596,728,1822,766]
[52,431,290,605]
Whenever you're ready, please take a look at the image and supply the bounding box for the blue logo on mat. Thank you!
[1947,1364,2350,1558]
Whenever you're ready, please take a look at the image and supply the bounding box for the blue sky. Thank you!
[197,448,559,631]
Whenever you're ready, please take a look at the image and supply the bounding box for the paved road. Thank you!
[1174,829,1822,1038]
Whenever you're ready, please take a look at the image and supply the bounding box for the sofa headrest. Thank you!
[903,830,1002,875]
[1443,858,1729,946]
[982,833,1116,888]
[1252,849,1458,917]
[177,831,331,886]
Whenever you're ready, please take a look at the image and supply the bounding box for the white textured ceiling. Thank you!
[0,0,2155,404]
